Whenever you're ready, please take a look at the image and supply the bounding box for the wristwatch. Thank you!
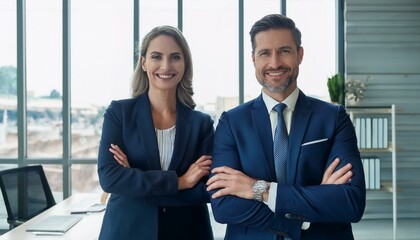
[252,180,269,202]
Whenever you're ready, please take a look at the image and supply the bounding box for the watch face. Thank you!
[253,180,267,191]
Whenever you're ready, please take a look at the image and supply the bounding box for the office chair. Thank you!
[0,165,56,229]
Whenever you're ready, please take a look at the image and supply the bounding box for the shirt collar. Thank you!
[262,87,299,114]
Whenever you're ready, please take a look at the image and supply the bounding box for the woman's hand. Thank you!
[178,155,212,190]
[109,143,131,168]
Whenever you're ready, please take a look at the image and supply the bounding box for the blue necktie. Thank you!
[273,103,288,183]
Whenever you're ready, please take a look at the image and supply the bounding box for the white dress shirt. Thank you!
[155,126,176,170]
[262,88,310,230]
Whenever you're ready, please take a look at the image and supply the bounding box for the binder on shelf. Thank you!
[375,158,381,190]
[378,118,384,148]
[369,158,376,190]
[360,118,366,149]
[355,117,361,149]
[366,117,372,149]
[362,158,369,189]
[383,117,388,148]
[372,118,378,148]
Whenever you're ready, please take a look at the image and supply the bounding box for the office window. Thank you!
[287,0,336,101]
[26,0,63,158]
[71,164,100,194]
[71,0,133,160]
[139,0,177,38]
[184,0,238,123]
[243,0,281,102]
[42,163,64,201]
[0,0,17,158]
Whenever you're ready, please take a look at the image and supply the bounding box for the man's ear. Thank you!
[252,52,255,65]
[297,47,304,65]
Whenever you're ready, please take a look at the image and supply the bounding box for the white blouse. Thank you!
[155,125,176,170]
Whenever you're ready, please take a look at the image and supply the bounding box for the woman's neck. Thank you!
[148,89,177,130]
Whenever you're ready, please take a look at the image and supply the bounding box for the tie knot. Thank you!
[273,103,287,114]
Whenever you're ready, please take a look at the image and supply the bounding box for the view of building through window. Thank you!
[0,1,336,236]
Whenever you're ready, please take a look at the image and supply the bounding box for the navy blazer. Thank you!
[97,94,214,240]
[210,91,366,240]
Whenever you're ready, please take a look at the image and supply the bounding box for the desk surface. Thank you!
[0,193,105,240]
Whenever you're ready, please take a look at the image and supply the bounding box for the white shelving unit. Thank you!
[346,104,396,240]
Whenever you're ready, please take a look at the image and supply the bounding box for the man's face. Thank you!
[252,28,303,99]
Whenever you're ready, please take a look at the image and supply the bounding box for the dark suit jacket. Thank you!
[97,93,214,240]
[209,91,366,240]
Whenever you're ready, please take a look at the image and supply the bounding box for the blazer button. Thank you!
[284,213,293,219]
[162,207,166,213]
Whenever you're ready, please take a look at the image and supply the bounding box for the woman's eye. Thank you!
[172,55,182,61]
[151,55,161,60]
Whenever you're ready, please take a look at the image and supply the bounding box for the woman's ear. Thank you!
[140,56,146,72]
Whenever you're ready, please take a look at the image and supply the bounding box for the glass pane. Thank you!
[71,164,101,194]
[26,0,63,158]
[243,0,281,102]
[139,0,177,38]
[287,0,336,101]
[71,0,133,158]
[0,1,17,158]
[184,0,239,124]
[42,164,64,202]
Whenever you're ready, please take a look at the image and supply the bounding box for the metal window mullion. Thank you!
[134,0,139,68]
[281,0,286,15]
[62,0,72,198]
[17,0,27,168]
[239,0,244,104]
[178,0,183,32]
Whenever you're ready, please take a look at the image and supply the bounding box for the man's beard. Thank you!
[258,71,298,93]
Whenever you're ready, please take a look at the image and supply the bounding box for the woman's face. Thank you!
[141,35,185,93]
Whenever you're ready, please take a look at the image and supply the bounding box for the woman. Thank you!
[97,25,214,240]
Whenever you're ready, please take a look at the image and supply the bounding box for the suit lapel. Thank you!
[168,102,191,171]
[252,95,277,180]
[288,91,312,183]
[134,94,161,170]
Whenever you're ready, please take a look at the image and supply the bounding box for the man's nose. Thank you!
[269,54,282,68]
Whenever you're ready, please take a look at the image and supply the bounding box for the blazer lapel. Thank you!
[252,95,277,180]
[168,102,191,172]
[288,91,312,183]
[134,94,161,170]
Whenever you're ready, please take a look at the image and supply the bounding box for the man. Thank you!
[207,14,365,240]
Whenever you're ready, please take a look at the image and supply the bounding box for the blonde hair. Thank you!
[131,25,196,109]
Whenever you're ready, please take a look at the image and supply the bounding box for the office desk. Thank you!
[0,193,105,240]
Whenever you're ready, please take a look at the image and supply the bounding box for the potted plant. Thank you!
[327,73,344,105]
[345,78,368,106]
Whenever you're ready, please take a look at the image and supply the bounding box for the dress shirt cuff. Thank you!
[264,182,277,212]
[264,182,311,230]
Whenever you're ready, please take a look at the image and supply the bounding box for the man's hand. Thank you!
[322,158,353,184]
[206,166,256,199]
